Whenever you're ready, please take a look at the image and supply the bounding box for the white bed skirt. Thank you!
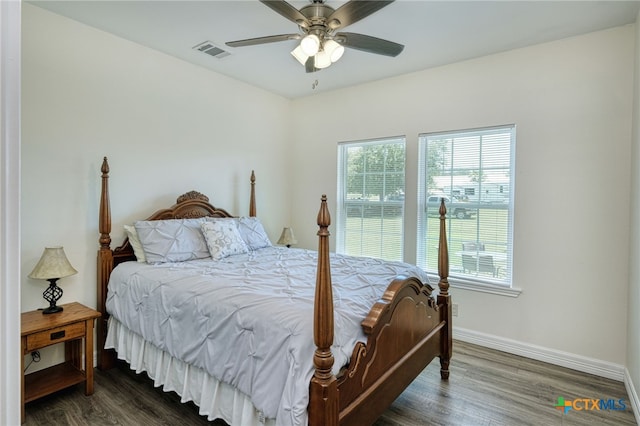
[105,316,276,426]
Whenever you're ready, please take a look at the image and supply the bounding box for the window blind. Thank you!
[417,125,515,286]
[337,137,406,261]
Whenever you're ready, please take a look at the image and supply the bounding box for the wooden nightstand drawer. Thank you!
[25,322,85,352]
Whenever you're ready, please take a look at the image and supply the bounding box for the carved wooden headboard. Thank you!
[111,190,243,266]
[96,156,256,369]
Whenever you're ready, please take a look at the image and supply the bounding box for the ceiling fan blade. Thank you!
[335,32,404,57]
[226,34,300,48]
[305,56,318,73]
[260,0,309,27]
[326,0,395,30]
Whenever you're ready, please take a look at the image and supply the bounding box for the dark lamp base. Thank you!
[42,278,64,315]
[42,305,63,315]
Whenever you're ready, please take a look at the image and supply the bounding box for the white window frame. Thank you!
[336,137,406,261]
[417,125,519,296]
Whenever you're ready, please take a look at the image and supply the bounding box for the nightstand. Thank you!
[21,302,101,422]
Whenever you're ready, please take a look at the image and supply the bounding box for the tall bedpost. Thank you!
[437,198,452,380]
[97,157,115,370]
[308,195,338,426]
[249,170,256,217]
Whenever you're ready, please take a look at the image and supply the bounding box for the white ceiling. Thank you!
[30,0,640,99]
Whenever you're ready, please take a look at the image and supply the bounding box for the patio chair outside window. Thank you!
[478,255,499,277]
[462,254,477,274]
[462,251,501,277]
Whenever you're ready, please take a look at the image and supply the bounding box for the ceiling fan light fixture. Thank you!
[226,0,404,74]
[291,45,309,66]
[323,39,344,63]
[314,50,332,69]
[300,34,320,56]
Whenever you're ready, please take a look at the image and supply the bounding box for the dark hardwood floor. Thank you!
[23,341,637,426]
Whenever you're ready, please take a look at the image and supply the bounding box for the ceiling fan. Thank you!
[225,0,404,72]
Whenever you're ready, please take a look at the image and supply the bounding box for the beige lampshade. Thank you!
[29,246,77,280]
[277,227,298,247]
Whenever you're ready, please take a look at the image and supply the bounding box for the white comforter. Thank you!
[106,247,429,426]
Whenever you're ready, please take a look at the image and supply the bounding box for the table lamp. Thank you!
[29,246,77,314]
[277,227,297,248]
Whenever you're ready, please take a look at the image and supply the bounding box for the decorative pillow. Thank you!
[124,225,146,263]
[236,217,272,250]
[134,218,210,263]
[201,220,248,260]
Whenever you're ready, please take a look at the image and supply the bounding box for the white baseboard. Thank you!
[453,326,625,381]
[624,368,640,424]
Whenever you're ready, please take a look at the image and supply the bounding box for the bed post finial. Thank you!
[97,156,115,370]
[309,194,338,426]
[438,198,449,296]
[99,157,111,249]
[437,197,452,380]
[249,170,256,217]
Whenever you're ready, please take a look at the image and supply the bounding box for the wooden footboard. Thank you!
[309,196,452,426]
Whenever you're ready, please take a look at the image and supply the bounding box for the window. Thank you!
[417,125,515,287]
[337,137,405,261]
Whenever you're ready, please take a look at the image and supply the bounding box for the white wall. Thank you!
[290,26,635,365]
[627,8,640,415]
[21,4,292,369]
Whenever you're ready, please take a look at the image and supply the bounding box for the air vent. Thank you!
[193,41,230,59]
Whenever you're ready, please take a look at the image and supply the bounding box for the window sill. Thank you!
[427,273,522,297]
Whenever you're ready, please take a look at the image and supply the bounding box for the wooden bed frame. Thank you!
[96,157,452,426]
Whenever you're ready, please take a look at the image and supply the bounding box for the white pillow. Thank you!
[236,217,272,250]
[134,218,210,263]
[201,220,249,260]
[124,224,146,263]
